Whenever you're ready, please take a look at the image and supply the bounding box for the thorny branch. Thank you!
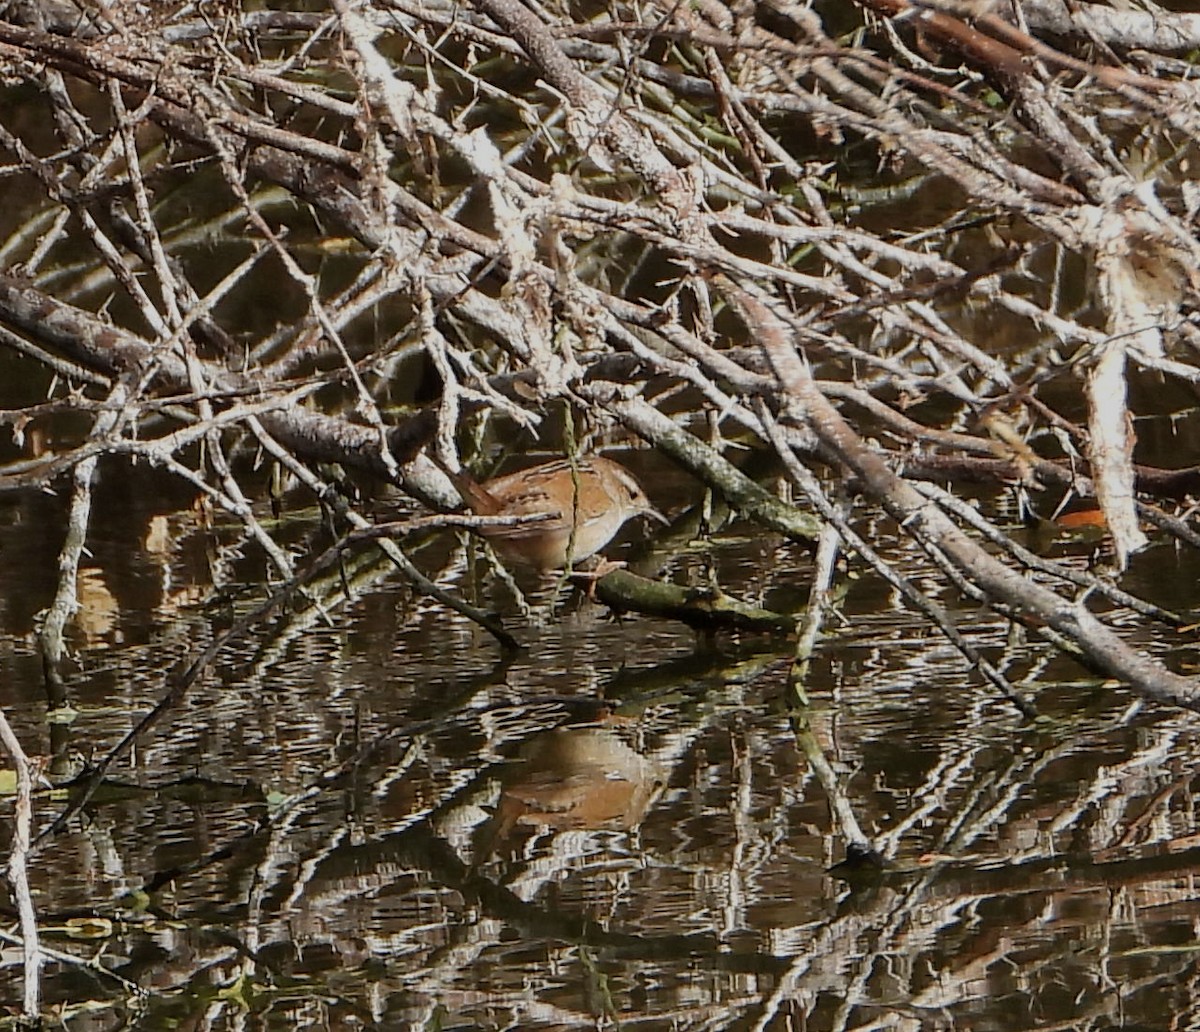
[1,0,1199,719]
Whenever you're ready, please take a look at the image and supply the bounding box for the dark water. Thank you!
[1,450,1199,1031]
[2,21,1200,1027]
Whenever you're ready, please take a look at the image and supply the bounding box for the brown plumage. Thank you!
[444,456,663,569]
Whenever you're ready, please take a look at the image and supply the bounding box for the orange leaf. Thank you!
[1055,509,1108,530]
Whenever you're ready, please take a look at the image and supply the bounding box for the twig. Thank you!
[0,709,42,1021]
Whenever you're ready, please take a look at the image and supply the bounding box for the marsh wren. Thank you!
[443,456,664,569]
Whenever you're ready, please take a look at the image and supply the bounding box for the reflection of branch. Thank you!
[32,509,531,846]
[0,710,41,1021]
[386,822,724,960]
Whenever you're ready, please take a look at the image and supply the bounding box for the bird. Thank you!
[441,455,665,570]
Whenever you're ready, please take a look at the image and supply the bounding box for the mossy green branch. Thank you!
[591,569,797,632]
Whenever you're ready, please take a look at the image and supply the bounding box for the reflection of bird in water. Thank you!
[480,725,666,855]
[75,566,119,645]
[441,456,665,569]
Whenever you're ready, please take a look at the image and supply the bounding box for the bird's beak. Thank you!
[643,506,670,526]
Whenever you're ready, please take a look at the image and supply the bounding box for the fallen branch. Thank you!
[590,569,797,632]
[729,279,1200,711]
